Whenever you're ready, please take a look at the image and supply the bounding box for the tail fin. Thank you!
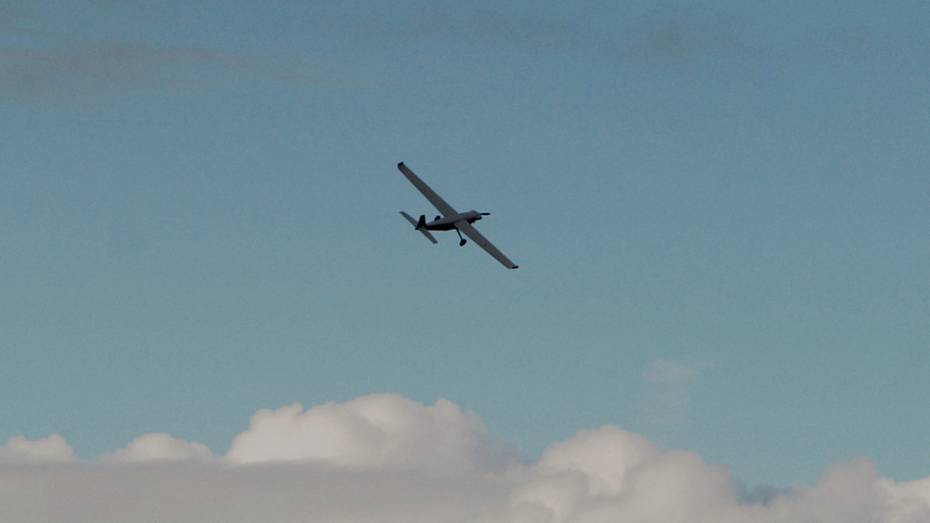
[399,212,438,244]
[416,214,426,230]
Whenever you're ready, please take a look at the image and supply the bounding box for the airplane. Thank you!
[397,162,519,269]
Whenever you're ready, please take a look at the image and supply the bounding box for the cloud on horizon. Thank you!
[2,393,930,522]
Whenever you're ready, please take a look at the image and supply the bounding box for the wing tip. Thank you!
[397,161,405,169]
[510,265,519,269]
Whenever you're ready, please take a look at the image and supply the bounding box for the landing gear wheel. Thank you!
[459,239,467,246]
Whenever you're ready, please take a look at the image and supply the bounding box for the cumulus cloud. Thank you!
[102,433,213,463]
[225,394,510,470]
[0,433,75,462]
[1,394,929,523]
[486,426,737,522]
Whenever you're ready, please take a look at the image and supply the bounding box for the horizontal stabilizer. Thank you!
[400,211,438,244]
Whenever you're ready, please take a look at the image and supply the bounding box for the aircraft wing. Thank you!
[397,162,457,217]
[456,221,519,269]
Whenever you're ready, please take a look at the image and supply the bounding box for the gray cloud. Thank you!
[322,6,745,64]
[0,2,40,33]
[316,3,930,76]
[4,4,914,102]
[0,40,320,100]
[0,462,513,523]
[0,42,220,98]
[627,15,745,64]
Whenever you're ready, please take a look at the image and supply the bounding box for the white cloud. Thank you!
[102,433,213,463]
[225,394,510,470]
[0,434,75,462]
[1,394,928,523]
[537,427,659,494]
[488,427,736,522]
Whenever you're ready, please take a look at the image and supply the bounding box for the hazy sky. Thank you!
[2,0,928,492]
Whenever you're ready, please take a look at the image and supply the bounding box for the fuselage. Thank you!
[422,210,483,231]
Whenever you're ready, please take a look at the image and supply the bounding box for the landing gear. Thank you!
[455,228,467,247]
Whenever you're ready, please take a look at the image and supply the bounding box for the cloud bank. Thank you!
[2,394,929,523]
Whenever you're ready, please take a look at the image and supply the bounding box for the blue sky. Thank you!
[1,0,928,487]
